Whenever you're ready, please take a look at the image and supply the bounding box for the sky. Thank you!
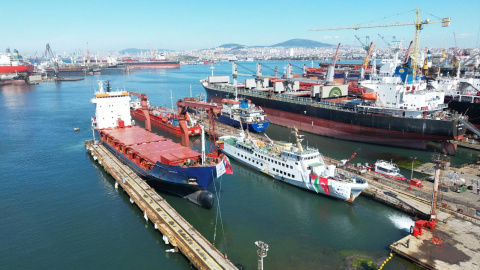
[1,0,479,55]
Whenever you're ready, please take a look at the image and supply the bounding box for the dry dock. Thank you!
[85,140,237,270]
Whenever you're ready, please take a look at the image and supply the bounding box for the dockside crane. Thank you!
[355,35,370,51]
[310,8,451,78]
[45,43,59,78]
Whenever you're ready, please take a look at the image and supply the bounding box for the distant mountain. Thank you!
[270,39,333,47]
[218,43,245,48]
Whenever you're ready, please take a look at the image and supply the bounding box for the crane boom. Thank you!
[45,43,59,78]
[332,43,341,67]
[128,92,151,132]
[309,9,450,78]
[148,43,156,58]
[363,42,375,69]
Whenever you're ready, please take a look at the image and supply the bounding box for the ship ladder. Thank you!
[459,118,480,137]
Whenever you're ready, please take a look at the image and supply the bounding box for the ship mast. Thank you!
[292,127,304,153]
[232,61,238,100]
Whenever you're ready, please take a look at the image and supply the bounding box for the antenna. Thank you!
[170,90,174,111]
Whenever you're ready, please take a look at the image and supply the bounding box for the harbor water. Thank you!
[1,62,478,269]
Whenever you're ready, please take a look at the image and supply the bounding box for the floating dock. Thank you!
[85,140,237,270]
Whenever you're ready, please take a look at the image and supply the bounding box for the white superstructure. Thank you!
[219,129,368,202]
[90,81,132,129]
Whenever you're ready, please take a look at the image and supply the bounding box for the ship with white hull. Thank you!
[218,128,368,202]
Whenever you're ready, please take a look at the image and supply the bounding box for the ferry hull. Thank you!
[205,86,465,149]
[221,147,367,202]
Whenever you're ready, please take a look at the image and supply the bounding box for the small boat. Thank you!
[185,96,270,132]
[217,98,270,132]
[218,128,368,202]
[368,160,406,180]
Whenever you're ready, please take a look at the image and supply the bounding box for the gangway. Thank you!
[459,118,480,137]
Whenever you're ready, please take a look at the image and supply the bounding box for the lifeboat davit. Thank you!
[361,92,377,100]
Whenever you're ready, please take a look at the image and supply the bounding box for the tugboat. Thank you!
[91,81,229,208]
[218,127,368,202]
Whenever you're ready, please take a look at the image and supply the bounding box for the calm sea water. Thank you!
[1,62,477,269]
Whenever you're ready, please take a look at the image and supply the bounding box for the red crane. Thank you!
[128,92,151,132]
[176,97,223,154]
[341,148,361,167]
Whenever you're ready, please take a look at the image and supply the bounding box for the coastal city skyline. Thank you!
[2,0,479,54]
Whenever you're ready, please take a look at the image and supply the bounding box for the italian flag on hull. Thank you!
[309,174,330,195]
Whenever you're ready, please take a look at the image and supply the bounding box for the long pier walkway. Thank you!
[85,140,237,270]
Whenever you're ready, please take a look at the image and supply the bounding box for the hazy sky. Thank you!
[2,0,479,54]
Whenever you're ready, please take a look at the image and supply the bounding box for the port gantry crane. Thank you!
[354,35,370,51]
[310,8,451,78]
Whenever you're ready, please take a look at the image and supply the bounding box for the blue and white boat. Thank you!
[218,98,270,132]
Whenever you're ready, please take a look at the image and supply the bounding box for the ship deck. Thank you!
[101,126,200,164]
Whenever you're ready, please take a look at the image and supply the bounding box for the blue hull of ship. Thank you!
[99,138,217,197]
[217,115,270,132]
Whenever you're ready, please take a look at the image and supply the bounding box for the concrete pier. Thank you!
[85,140,237,270]
[390,218,480,270]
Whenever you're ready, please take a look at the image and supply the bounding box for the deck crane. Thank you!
[128,92,152,132]
[354,35,370,51]
[176,98,223,154]
[360,42,375,79]
[325,43,341,84]
[340,148,361,167]
[310,8,451,78]
[44,43,60,78]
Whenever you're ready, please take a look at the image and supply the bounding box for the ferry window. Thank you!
[290,165,293,169]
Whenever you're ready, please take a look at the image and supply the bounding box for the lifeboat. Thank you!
[361,92,377,101]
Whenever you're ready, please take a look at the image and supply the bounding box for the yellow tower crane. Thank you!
[310,9,450,78]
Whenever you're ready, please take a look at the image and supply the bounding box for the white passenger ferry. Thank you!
[218,128,368,202]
